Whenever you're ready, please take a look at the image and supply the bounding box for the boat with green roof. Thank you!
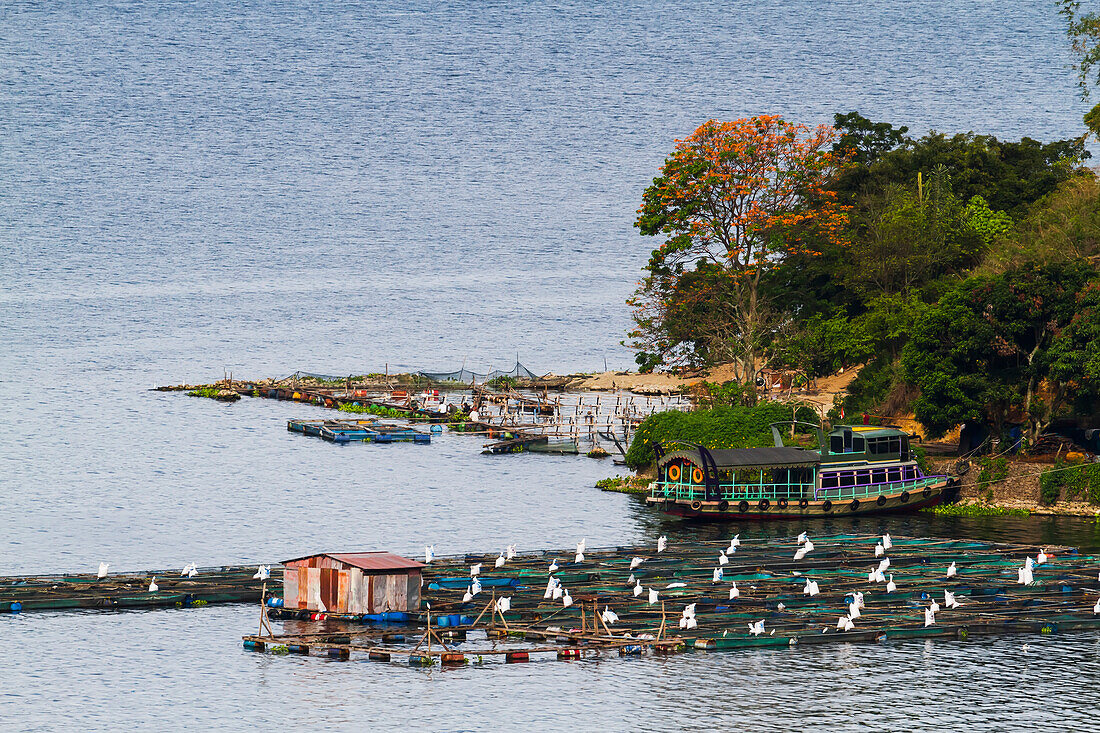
[646,422,958,519]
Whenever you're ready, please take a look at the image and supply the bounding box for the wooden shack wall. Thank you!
[281,558,420,613]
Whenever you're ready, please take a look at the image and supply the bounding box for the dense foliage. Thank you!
[625,402,817,469]
[630,106,1100,444]
[1039,462,1100,505]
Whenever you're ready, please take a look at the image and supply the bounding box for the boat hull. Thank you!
[646,479,957,520]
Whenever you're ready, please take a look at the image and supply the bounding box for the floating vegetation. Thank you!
[922,503,1030,517]
[587,447,610,458]
[187,387,240,402]
[338,403,407,418]
[596,475,650,494]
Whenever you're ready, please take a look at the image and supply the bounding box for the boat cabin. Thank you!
[648,423,951,517]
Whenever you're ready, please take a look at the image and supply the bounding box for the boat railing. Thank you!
[652,475,947,503]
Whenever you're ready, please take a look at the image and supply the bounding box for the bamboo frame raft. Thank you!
[249,534,1100,666]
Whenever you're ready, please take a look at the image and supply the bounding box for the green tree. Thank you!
[631,116,847,386]
[903,261,1099,441]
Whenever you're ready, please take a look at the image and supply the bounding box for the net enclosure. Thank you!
[419,362,541,385]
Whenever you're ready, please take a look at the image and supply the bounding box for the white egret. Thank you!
[837,615,854,632]
[1037,549,1048,565]
[718,551,729,566]
[924,607,936,627]
[803,579,820,596]
[1094,596,1100,614]
[630,557,644,570]
[496,597,511,613]
[748,620,765,636]
[425,546,435,563]
[470,563,481,576]
[471,577,482,596]
[575,552,585,563]
[875,543,885,558]
[462,587,474,603]
[848,601,861,619]
[882,533,892,550]
[729,583,740,599]
[945,590,960,609]
[506,544,517,560]
[729,534,741,550]
[549,559,559,573]
[946,561,957,578]
[562,591,573,608]
[148,577,158,592]
[601,607,619,624]
[97,563,109,579]
[886,575,897,593]
[648,588,659,605]
[657,536,667,553]
[797,532,808,545]
[633,582,643,598]
[712,567,724,582]
[877,557,890,573]
[929,599,940,614]
[253,565,270,580]
[666,582,687,589]
[495,553,506,568]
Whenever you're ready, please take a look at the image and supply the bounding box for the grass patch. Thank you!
[587,447,610,458]
[922,503,1030,517]
[187,387,222,399]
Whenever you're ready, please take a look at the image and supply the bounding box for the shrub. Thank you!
[1039,462,1100,505]
[625,402,819,469]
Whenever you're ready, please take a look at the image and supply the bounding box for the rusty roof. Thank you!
[282,552,425,572]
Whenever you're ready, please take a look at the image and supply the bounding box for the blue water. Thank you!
[1,1,1096,729]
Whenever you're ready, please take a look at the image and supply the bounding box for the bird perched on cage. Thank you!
[729,583,740,600]
[97,563,109,579]
[253,565,270,580]
[803,579,820,596]
[657,536,667,553]
[495,553,506,568]
[945,590,961,609]
[424,545,435,563]
[748,620,765,636]
[875,543,885,558]
[148,577,158,592]
[946,561,957,578]
[630,557,644,570]
[886,575,897,593]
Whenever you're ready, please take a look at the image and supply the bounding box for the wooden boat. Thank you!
[645,423,958,520]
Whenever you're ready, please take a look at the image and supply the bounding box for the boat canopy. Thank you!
[658,446,820,470]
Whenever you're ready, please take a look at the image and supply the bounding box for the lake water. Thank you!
[2,0,1097,729]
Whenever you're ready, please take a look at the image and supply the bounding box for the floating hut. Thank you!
[282,552,423,614]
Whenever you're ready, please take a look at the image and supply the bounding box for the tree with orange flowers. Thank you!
[629,116,849,394]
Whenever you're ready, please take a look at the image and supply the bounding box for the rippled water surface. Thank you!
[2,0,1098,729]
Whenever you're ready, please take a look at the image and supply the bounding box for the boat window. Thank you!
[852,437,865,453]
[900,436,911,461]
[888,437,901,453]
[872,468,887,484]
[821,472,839,488]
[840,472,856,487]
[830,435,844,454]
[887,467,902,482]
[857,470,871,485]
[903,465,915,480]
[844,430,853,451]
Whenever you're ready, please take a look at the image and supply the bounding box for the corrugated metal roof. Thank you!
[282,551,424,571]
[660,446,820,469]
